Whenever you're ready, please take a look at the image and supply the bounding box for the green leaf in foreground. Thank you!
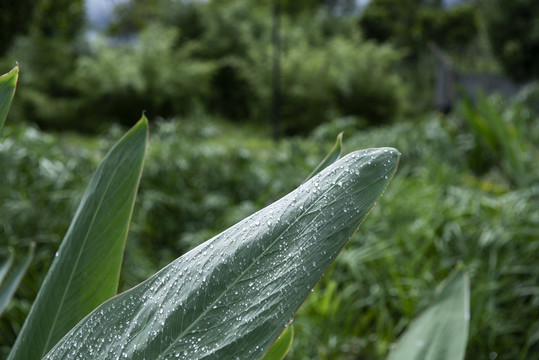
[45,147,400,360]
[0,66,19,133]
[0,244,34,317]
[387,268,470,360]
[262,132,343,358]
[261,325,294,360]
[8,117,148,360]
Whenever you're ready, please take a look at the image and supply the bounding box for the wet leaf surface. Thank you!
[45,147,400,360]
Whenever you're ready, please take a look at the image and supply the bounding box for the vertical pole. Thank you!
[271,0,281,141]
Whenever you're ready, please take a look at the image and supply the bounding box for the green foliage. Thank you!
[305,132,342,181]
[456,91,537,188]
[0,0,36,55]
[2,55,538,358]
[0,0,85,129]
[0,66,18,132]
[0,0,83,56]
[73,24,216,128]
[248,25,405,133]
[45,147,399,359]
[27,0,85,40]
[0,244,34,317]
[483,0,539,81]
[7,119,148,360]
[2,0,406,133]
[2,66,404,359]
[3,34,83,130]
[2,103,538,359]
[359,0,427,49]
[0,123,107,357]
[387,268,469,360]
[0,66,34,320]
[414,4,478,52]
[359,0,478,53]
[357,0,479,117]
[261,325,294,360]
[108,0,162,36]
[289,111,539,359]
[329,36,404,125]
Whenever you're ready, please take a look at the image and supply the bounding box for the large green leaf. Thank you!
[0,66,18,133]
[8,117,148,360]
[44,147,400,359]
[262,132,344,357]
[0,244,35,317]
[387,268,470,360]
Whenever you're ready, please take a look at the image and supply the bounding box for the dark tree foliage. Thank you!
[484,0,539,81]
[359,0,437,48]
[415,3,477,51]
[108,0,161,37]
[0,0,38,55]
[32,0,85,40]
[359,0,477,53]
[0,0,84,54]
[4,0,86,131]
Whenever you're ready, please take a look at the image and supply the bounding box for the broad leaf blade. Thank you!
[0,244,34,316]
[304,132,343,183]
[0,66,19,133]
[8,117,148,360]
[45,147,400,360]
[387,268,470,360]
[261,325,294,360]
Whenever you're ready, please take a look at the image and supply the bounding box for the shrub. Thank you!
[287,112,539,359]
[6,64,537,359]
[455,91,537,187]
[73,24,216,130]
[247,27,406,134]
[2,66,413,360]
[483,0,539,81]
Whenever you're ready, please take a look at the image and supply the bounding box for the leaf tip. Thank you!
[138,113,149,127]
[134,114,150,140]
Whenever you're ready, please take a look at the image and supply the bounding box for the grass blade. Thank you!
[304,132,343,183]
[0,249,15,286]
[0,244,34,317]
[44,147,400,359]
[387,268,470,360]
[0,66,19,133]
[8,117,148,360]
[261,325,294,360]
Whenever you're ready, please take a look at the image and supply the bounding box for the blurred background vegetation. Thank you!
[1,0,538,359]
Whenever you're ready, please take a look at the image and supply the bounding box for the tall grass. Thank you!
[1,99,537,358]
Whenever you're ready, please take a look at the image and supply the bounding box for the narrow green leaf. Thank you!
[261,325,294,360]
[0,249,15,286]
[45,147,400,360]
[304,132,343,183]
[0,243,34,317]
[8,117,148,360]
[387,268,470,360]
[0,66,19,133]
